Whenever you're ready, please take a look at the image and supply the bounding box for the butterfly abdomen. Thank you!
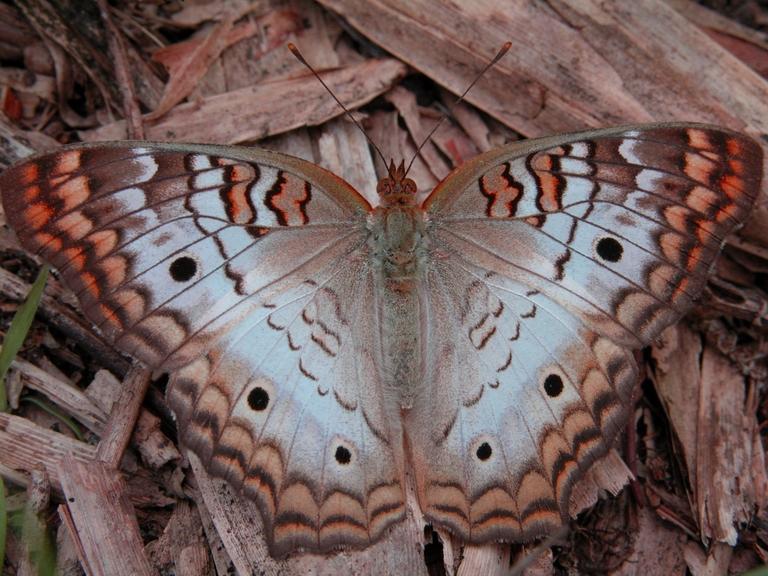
[369,203,431,407]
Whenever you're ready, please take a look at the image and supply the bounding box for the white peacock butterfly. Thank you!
[0,43,762,557]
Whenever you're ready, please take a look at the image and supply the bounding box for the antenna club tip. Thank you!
[502,41,512,50]
[287,42,309,65]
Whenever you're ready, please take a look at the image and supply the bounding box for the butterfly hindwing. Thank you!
[410,251,638,541]
[167,251,406,556]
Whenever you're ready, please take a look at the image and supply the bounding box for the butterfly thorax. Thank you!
[369,162,428,407]
[370,161,426,286]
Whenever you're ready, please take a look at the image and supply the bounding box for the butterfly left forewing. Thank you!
[412,123,762,543]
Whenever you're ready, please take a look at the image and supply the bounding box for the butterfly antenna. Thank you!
[287,43,393,178]
[404,42,512,177]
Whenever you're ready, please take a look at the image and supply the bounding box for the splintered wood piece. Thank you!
[58,454,153,576]
[146,16,234,121]
[145,500,210,572]
[94,364,151,469]
[10,357,107,433]
[85,369,181,468]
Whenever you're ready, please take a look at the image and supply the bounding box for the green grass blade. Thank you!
[19,396,84,442]
[0,264,50,411]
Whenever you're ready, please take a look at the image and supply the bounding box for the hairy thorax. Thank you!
[368,193,430,407]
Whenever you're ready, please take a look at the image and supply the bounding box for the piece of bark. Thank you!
[146,16,234,121]
[610,506,689,576]
[145,499,209,574]
[13,0,121,112]
[56,363,154,574]
[668,0,768,94]
[439,90,494,153]
[315,0,768,152]
[0,68,55,103]
[385,85,452,181]
[94,364,151,469]
[96,0,144,139]
[665,0,768,48]
[0,411,95,496]
[426,112,481,168]
[316,117,376,199]
[0,405,171,508]
[652,325,767,544]
[650,325,703,506]
[0,113,61,166]
[57,454,154,576]
[80,57,407,144]
[188,486,237,575]
[55,520,82,576]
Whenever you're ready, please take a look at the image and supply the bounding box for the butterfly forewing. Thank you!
[1,142,371,369]
[425,124,761,344]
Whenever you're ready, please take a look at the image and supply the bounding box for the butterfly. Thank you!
[0,123,761,556]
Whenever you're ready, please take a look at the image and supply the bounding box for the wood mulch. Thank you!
[0,0,767,574]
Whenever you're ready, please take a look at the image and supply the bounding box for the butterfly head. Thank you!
[377,160,417,205]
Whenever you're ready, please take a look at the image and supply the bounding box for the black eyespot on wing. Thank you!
[169,256,198,282]
[248,387,269,411]
[476,442,492,461]
[543,374,564,397]
[596,237,623,262]
[335,445,352,465]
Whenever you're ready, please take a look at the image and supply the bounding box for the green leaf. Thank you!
[0,264,50,411]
